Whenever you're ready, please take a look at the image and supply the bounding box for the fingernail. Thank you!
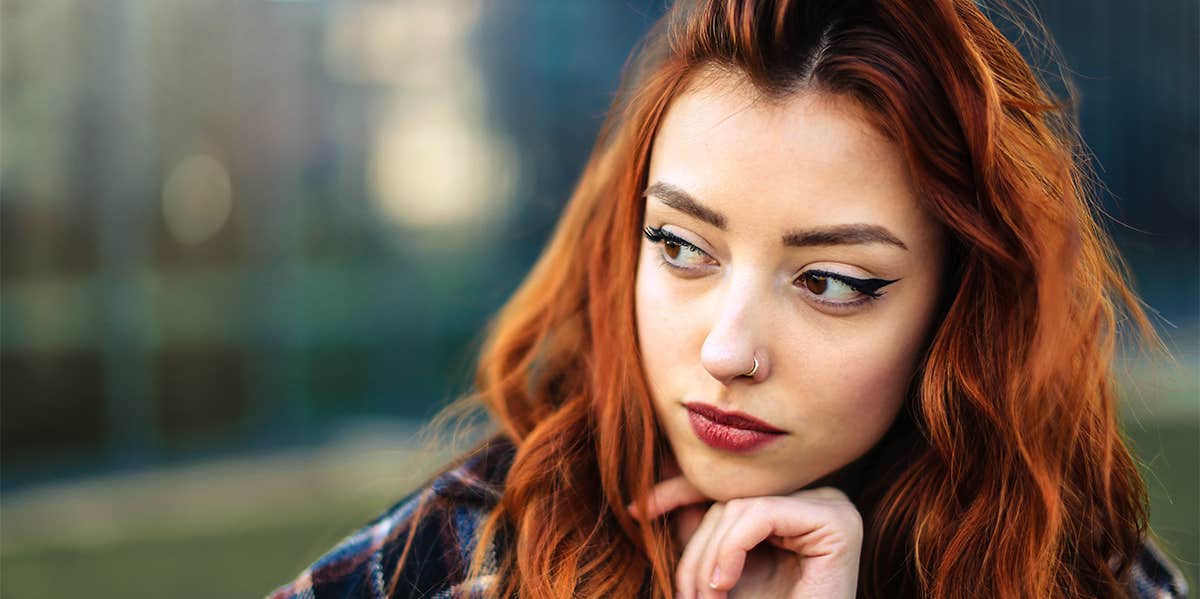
[709,566,721,589]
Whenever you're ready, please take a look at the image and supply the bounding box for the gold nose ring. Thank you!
[744,357,759,377]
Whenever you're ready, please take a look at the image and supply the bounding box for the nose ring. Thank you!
[743,357,759,378]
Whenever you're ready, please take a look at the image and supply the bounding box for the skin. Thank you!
[631,68,947,597]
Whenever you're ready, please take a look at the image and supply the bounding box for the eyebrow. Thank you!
[643,181,909,251]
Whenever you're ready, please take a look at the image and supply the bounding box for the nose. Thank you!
[700,279,767,384]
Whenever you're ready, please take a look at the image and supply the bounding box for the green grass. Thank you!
[3,524,322,598]
[1124,421,1199,591]
[0,498,388,599]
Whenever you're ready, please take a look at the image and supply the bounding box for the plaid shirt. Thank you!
[266,434,1189,599]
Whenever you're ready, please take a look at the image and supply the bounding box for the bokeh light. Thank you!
[161,153,234,246]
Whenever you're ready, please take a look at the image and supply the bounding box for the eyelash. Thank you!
[641,225,897,311]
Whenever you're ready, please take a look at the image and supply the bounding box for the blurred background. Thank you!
[0,0,1195,597]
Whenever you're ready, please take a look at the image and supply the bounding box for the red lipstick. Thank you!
[683,402,786,452]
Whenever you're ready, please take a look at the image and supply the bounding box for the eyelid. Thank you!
[651,226,713,254]
[795,259,872,277]
[643,225,718,265]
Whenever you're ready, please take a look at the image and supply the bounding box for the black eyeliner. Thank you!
[643,225,704,253]
[805,270,900,298]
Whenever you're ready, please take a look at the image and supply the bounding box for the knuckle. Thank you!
[819,486,851,503]
[725,497,751,514]
[837,507,865,542]
[739,496,766,513]
[706,503,726,521]
[750,496,770,511]
[844,506,864,530]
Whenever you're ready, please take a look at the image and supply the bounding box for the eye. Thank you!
[795,269,901,310]
[642,226,716,271]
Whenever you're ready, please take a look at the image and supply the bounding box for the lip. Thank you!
[683,402,786,452]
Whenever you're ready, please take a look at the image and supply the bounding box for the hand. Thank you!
[628,475,863,599]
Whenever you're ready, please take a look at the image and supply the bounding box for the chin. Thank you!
[685,468,801,502]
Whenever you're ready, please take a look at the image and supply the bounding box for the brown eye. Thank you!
[664,241,681,260]
[802,273,828,295]
[642,225,715,270]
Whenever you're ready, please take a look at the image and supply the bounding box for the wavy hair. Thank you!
[388,0,1170,597]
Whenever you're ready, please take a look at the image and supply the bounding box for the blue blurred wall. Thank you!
[1,0,1195,491]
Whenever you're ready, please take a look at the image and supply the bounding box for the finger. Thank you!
[711,497,862,590]
[700,498,755,594]
[698,499,752,599]
[705,498,770,592]
[676,501,725,599]
[789,485,851,503]
[629,475,708,521]
[675,503,721,599]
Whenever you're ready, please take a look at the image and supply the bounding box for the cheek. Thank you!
[635,250,698,401]
[829,347,909,419]
[634,253,670,387]
[803,311,933,432]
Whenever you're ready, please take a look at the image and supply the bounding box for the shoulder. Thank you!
[264,434,516,599]
[1124,535,1190,599]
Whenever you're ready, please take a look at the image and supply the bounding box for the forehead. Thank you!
[646,71,925,239]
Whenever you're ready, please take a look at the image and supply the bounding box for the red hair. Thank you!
[389,1,1170,597]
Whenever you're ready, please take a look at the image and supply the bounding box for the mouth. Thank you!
[683,402,786,452]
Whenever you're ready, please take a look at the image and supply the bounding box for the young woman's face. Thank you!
[635,71,947,501]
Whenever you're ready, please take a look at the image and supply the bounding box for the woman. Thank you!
[267,0,1190,597]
